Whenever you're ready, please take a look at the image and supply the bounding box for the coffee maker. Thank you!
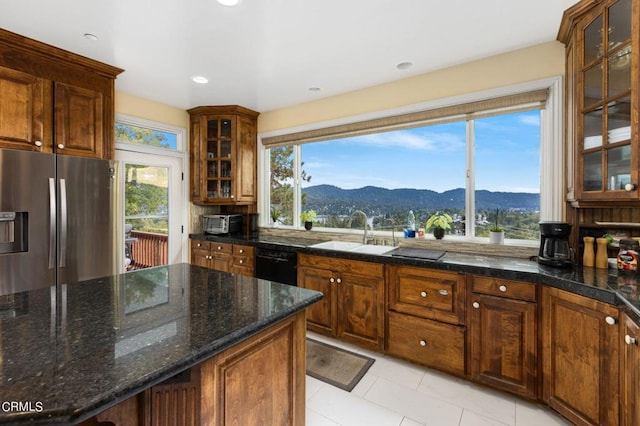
[538,222,573,267]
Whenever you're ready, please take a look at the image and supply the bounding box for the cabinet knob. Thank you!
[197,243,202,247]
[420,291,427,298]
[239,249,244,254]
[625,183,637,191]
[35,140,42,147]
[330,278,335,283]
[438,289,449,296]
[336,278,342,284]
[217,246,222,250]
[239,260,244,264]
[499,285,507,292]
[419,340,427,347]
[605,316,617,325]
[625,334,638,345]
[472,302,480,309]
[57,143,64,149]
[231,195,234,198]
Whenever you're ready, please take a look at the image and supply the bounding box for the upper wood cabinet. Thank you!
[0,28,122,159]
[559,0,639,204]
[188,105,259,205]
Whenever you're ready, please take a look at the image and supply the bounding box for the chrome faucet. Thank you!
[347,210,372,244]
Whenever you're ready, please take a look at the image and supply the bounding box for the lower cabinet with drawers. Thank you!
[386,266,466,376]
[190,240,254,275]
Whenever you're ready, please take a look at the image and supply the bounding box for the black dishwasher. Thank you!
[255,247,298,286]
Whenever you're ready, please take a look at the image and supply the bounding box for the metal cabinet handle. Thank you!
[472,302,480,309]
[35,140,42,147]
[336,278,342,284]
[499,285,507,292]
[419,340,427,347]
[605,316,617,325]
[438,289,449,296]
[625,335,638,345]
[57,143,64,149]
[420,291,427,298]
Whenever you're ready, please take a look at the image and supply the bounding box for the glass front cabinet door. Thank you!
[188,106,259,205]
[560,0,638,203]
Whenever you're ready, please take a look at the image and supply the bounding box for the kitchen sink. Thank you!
[309,241,363,251]
[309,240,395,255]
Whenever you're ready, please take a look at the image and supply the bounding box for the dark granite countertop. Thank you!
[0,263,322,425]
[191,233,640,317]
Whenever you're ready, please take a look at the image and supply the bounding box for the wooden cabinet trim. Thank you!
[471,276,537,302]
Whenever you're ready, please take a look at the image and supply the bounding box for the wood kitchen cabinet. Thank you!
[468,276,538,399]
[558,0,639,204]
[621,312,640,426]
[541,286,619,426]
[386,266,466,376]
[0,28,122,159]
[188,106,259,205]
[298,254,384,350]
[190,239,254,275]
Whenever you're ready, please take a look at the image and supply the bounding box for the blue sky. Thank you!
[301,110,541,193]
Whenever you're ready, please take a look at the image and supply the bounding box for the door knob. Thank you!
[472,302,480,309]
[625,334,638,345]
[605,316,617,325]
[419,340,427,347]
[420,291,427,298]
[499,285,507,292]
[35,140,42,147]
[57,143,64,149]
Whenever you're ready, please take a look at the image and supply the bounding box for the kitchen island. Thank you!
[0,263,322,425]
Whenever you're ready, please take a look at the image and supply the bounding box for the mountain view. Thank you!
[302,185,539,216]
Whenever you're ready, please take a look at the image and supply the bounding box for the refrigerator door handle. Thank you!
[59,178,67,268]
[48,178,56,269]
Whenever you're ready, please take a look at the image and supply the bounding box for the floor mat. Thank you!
[306,339,375,392]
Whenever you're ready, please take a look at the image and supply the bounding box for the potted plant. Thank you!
[425,212,453,239]
[270,207,281,227]
[489,208,505,244]
[300,210,317,230]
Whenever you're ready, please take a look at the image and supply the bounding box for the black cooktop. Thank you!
[390,247,447,261]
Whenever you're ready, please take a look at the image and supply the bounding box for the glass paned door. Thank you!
[116,150,184,271]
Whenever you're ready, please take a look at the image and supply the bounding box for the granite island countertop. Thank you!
[191,233,640,318]
[0,263,322,425]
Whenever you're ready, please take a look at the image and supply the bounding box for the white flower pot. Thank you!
[490,231,504,244]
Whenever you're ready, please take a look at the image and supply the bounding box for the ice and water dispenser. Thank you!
[0,212,27,254]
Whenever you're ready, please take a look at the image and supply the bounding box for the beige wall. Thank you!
[258,41,565,133]
[114,92,189,129]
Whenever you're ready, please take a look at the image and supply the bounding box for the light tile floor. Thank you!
[306,332,571,426]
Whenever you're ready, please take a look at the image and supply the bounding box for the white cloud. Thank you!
[519,115,540,126]
[345,130,465,152]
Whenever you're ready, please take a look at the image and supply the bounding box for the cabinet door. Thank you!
[622,313,640,426]
[542,287,619,426]
[469,294,537,399]
[54,82,104,158]
[0,65,51,151]
[233,114,257,203]
[337,271,384,350]
[297,266,335,335]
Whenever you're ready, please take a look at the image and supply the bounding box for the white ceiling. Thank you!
[0,0,576,113]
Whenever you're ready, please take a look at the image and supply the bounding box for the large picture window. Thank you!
[261,79,562,245]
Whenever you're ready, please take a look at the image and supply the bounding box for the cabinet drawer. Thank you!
[387,311,465,376]
[472,276,536,302]
[298,254,383,277]
[210,242,233,255]
[233,245,254,257]
[191,239,211,252]
[388,266,465,325]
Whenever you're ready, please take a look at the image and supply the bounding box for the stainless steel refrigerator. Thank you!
[0,149,117,296]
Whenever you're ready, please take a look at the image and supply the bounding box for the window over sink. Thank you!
[260,78,563,245]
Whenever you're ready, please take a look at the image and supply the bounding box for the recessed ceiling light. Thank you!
[217,0,240,6]
[396,61,413,70]
[308,87,321,92]
[83,33,98,41]
[192,76,209,84]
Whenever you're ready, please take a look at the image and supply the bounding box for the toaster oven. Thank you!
[202,214,242,235]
